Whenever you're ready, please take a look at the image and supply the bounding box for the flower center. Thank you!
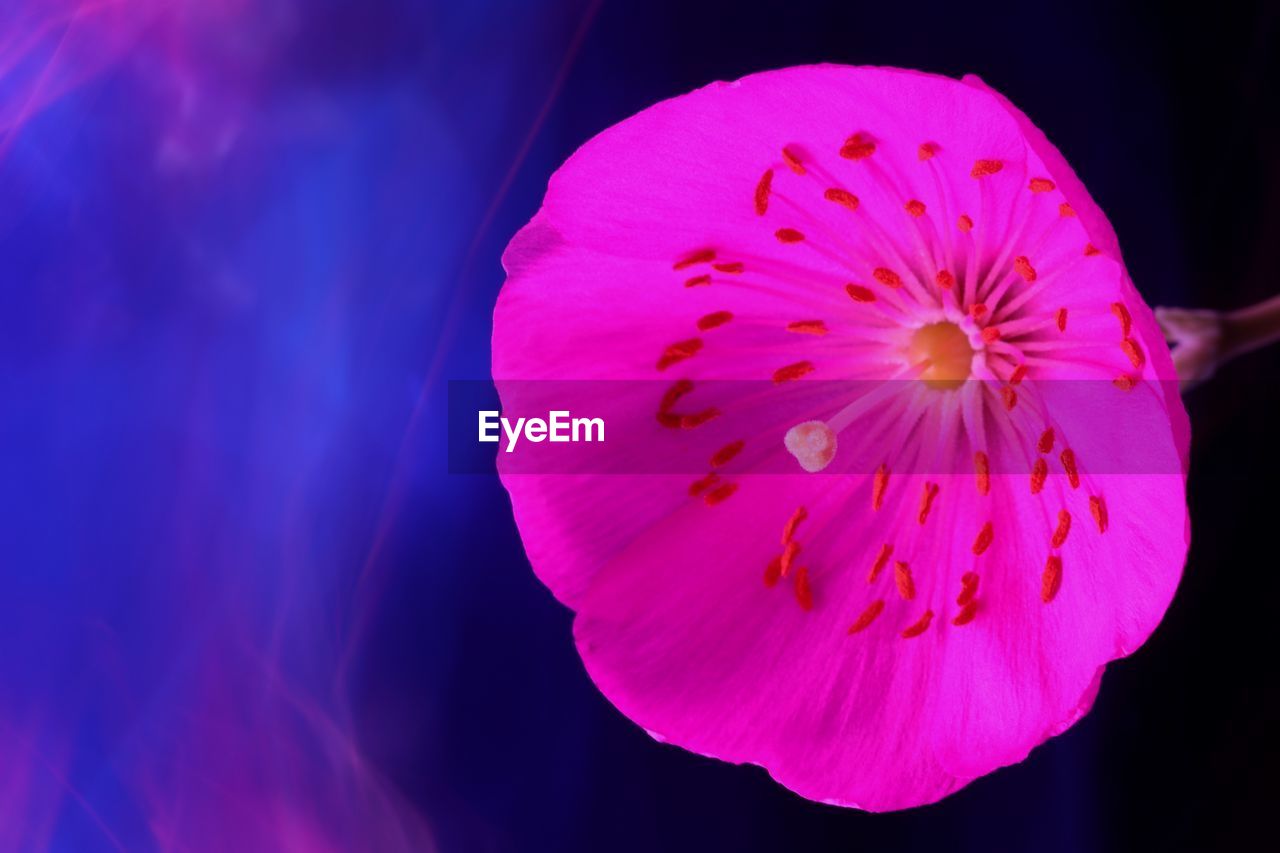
[909,321,973,390]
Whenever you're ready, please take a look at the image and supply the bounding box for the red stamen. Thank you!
[957,571,980,606]
[712,261,744,274]
[1122,337,1145,369]
[970,303,988,319]
[1037,428,1055,454]
[709,439,744,468]
[952,600,979,626]
[780,539,800,578]
[1052,509,1072,548]
[1041,555,1063,602]
[894,561,916,600]
[982,326,1002,343]
[754,169,773,216]
[848,599,885,633]
[657,337,703,370]
[683,274,712,288]
[1009,364,1028,385]
[972,521,994,555]
[1059,202,1076,217]
[679,407,720,429]
[688,472,719,496]
[918,481,940,525]
[775,227,805,243]
[781,505,808,545]
[958,214,974,232]
[869,543,893,583]
[704,482,738,506]
[873,267,903,288]
[658,379,694,413]
[656,412,682,428]
[696,310,733,331]
[764,555,782,587]
[901,609,934,638]
[1001,385,1018,411]
[1054,308,1067,332]
[1090,495,1109,533]
[1111,302,1132,337]
[1031,457,1048,494]
[840,132,876,160]
[1084,243,1101,256]
[918,142,939,160]
[1060,448,1080,489]
[823,187,860,211]
[936,270,955,289]
[971,159,1004,178]
[794,566,814,610]
[782,146,805,175]
[786,320,829,336]
[873,464,890,510]
[846,283,876,303]
[772,361,815,383]
[1013,256,1037,282]
[975,451,991,496]
[905,199,927,217]
[1029,177,1056,192]
[673,248,715,270]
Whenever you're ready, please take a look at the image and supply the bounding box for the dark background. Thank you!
[412,2,1280,850]
[2,0,1277,850]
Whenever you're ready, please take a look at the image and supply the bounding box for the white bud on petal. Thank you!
[784,420,837,473]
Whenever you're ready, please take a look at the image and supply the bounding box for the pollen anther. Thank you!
[703,482,738,506]
[918,482,940,524]
[773,361,815,383]
[848,599,885,634]
[657,337,703,370]
[786,320,829,336]
[1090,495,1109,533]
[972,521,994,555]
[710,439,745,468]
[1013,256,1037,282]
[971,159,1004,178]
[873,267,903,288]
[846,284,876,303]
[974,451,991,495]
[1031,457,1048,494]
[754,170,773,216]
[696,311,733,331]
[823,188,860,211]
[901,609,934,638]
[1052,510,1072,548]
[673,248,715,270]
[781,506,808,545]
[1041,555,1063,602]
[781,146,805,174]
[869,543,893,583]
[894,561,916,600]
[794,567,814,610]
[872,464,890,510]
[1060,448,1080,489]
[840,132,876,160]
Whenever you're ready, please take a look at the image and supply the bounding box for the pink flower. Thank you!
[494,65,1189,810]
